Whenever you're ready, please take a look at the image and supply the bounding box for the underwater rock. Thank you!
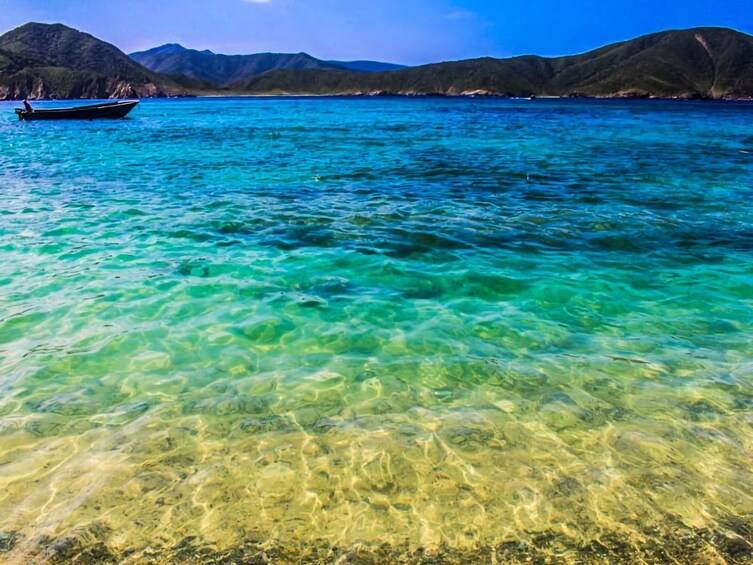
[232,317,296,344]
[296,294,328,308]
[176,260,211,278]
[0,532,18,553]
[239,415,293,435]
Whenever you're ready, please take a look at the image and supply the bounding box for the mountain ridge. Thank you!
[130,43,408,84]
[2,23,753,100]
[324,60,408,73]
[129,43,349,85]
[231,27,753,99]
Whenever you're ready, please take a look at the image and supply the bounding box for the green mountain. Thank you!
[0,23,189,99]
[129,44,407,85]
[231,27,753,99]
[129,44,345,85]
[2,23,753,100]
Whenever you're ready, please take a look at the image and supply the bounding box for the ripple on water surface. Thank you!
[0,98,753,562]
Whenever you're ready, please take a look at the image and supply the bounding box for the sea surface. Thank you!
[1,97,752,563]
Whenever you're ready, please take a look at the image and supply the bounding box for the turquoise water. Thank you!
[1,98,753,562]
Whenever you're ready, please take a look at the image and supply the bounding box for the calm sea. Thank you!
[1,97,752,562]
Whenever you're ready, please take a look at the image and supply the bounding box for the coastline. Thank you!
[5,522,752,564]
[4,92,753,102]
[5,25,753,105]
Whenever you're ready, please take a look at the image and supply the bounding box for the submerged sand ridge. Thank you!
[2,356,752,562]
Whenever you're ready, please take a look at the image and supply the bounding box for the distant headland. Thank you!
[2,22,753,100]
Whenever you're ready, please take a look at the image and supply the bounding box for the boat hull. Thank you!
[15,100,139,121]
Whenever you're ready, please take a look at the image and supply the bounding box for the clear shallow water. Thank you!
[1,97,753,562]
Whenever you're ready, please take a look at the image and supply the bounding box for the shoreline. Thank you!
[195,92,753,101]
[3,93,753,102]
[4,522,752,564]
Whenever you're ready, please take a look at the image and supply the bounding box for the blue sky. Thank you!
[0,0,751,65]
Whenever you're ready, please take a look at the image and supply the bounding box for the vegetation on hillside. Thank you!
[0,23,188,99]
[2,23,753,100]
[232,27,753,99]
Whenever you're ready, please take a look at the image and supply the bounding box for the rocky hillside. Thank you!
[0,23,189,99]
[233,27,753,99]
[2,23,752,99]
